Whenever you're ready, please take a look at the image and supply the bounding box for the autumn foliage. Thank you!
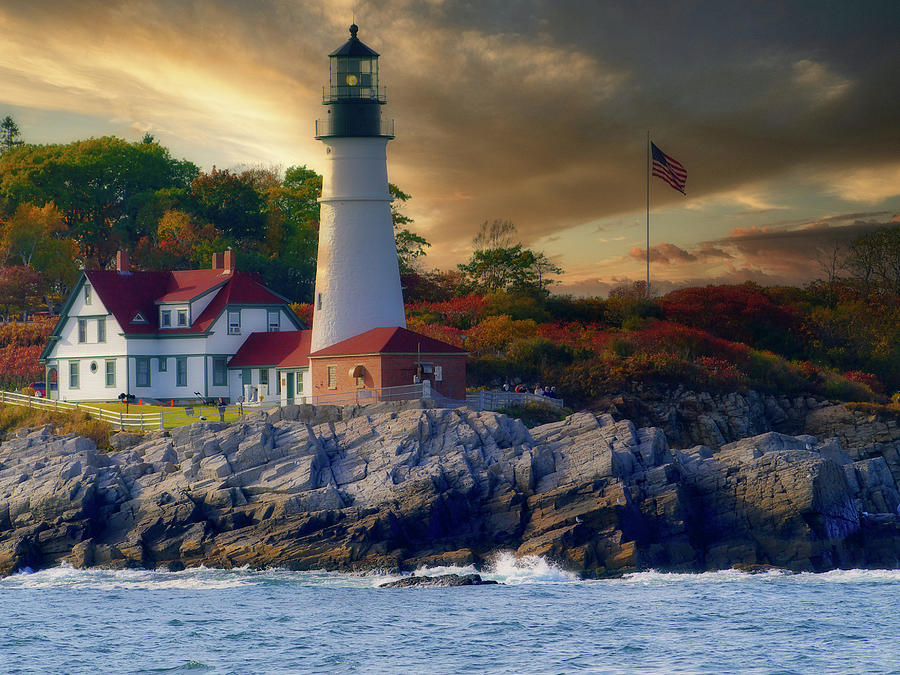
[407,280,897,407]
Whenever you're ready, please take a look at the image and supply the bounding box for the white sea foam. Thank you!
[483,551,580,584]
[5,562,900,591]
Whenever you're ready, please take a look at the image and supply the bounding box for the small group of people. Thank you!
[504,383,559,398]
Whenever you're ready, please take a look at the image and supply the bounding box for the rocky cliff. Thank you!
[1,401,899,577]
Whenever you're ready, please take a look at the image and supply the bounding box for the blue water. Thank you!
[1,554,899,674]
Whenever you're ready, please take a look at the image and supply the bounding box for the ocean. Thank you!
[1,554,898,674]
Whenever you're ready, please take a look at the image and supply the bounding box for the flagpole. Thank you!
[646,131,650,296]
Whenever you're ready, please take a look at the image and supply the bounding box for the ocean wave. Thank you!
[4,561,899,591]
[612,568,900,585]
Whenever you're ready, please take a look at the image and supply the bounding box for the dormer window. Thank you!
[177,309,188,327]
[160,309,171,328]
[267,309,280,332]
[228,309,241,335]
[84,284,92,305]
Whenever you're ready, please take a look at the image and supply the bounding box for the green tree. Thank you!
[389,184,430,274]
[457,220,561,294]
[0,116,24,154]
[0,137,198,266]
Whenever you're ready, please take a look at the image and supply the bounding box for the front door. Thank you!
[285,372,295,405]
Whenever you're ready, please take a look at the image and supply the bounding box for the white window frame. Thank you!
[213,358,227,386]
[77,318,87,343]
[327,365,337,390]
[135,357,151,388]
[158,357,168,372]
[84,284,92,305]
[97,317,106,343]
[177,309,188,327]
[105,359,116,388]
[228,309,241,335]
[259,368,269,386]
[176,357,188,387]
[69,361,79,389]
[267,309,280,332]
[160,309,171,328]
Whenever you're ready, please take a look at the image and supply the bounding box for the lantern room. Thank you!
[316,24,393,138]
[325,24,383,102]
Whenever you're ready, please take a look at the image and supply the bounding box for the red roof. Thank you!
[158,270,231,302]
[84,269,291,335]
[309,326,465,357]
[228,330,312,368]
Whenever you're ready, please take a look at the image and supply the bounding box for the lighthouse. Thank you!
[310,24,407,354]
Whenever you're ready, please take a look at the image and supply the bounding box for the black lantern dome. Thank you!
[315,25,394,139]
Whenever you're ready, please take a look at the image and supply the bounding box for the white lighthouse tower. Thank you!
[310,24,407,354]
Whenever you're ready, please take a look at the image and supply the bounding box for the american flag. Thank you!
[651,142,687,195]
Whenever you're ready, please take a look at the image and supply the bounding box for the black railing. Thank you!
[323,85,387,104]
[315,118,395,138]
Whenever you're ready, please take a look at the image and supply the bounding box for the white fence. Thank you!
[465,390,565,412]
[0,390,173,431]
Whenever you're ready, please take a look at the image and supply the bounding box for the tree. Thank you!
[0,202,66,267]
[0,266,45,319]
[847,225,900,297]
[0,116,23,154]
[457,221,561,294]
[473,219,516,251]
[0,137,199,266]
[389,184,430,274]
[190,168,265,243]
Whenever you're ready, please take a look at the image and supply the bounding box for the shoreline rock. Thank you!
[1,400,899,578]
[378,573,498,588]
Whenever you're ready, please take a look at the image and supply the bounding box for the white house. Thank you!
[40,251,304,404]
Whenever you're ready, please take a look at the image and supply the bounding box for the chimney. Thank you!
[211,252,224,270]
[223,250,235,272]
[116,250,130,273]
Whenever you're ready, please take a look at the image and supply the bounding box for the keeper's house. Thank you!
[40,251,303,404]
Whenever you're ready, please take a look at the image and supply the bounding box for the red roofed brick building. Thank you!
[308,327,466,400]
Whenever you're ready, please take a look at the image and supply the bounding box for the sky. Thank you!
[1,0,898,296]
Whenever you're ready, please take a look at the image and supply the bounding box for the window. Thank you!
[297,370,304,394]
[132,312,147,324]
[327,365,337,389]
[97,317,106,343]
[434,365,443,382]
[84,284,92,305]
[78,319,87,343]
[242,368,251,388]
[267,309,280,332]
[160,310,171,328]
[176,357,187,386]
[228,309,241,335]
[213,358,227,386]
[158,357,168,372]
[176,357,187,387]
[69,361,79,389]
[136,357,151,387]
[105,360,116,387]
[177,309,188,327]
[259,368,269,386]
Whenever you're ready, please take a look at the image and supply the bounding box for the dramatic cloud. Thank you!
[1,0,898,285]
